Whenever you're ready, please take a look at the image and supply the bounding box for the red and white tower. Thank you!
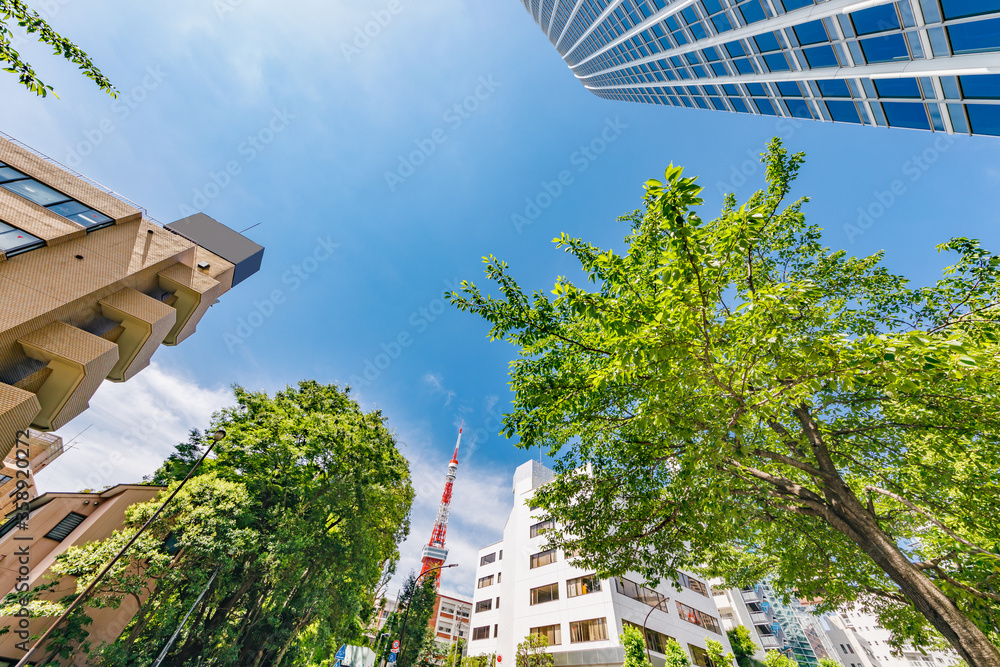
[420,427,462,587]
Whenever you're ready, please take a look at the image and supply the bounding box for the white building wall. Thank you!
[467,461,734,667]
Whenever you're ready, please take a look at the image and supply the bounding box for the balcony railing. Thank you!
[750,612,770,625]
[741,590,760,603]
[759,636,781,649]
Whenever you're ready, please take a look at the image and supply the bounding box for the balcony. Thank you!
[741,590,760,603]
[750,612,770,625]
[760,635,781,649]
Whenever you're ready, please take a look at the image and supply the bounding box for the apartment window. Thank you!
[679,573,709,597]
[569,618,608,643]
[494,624,498,638]
[499,549,503,559]
[689,644,712,667]
[530,548,557,569]
[530,582,560,605]
[623,621,674,654]
[0,221,44,257]
[438,624,453,634]
[530,519,555,537]
[441,603,456,615]
[475,599,493,613]
[566,575,602,598]
[481,552,497,566]
[0,162,113,230]
[0,515,19,539]
[496,597,500,609]
[458,608,470,618]
[473,626,490,641]
[478,575,494,589]
[676,601,722,634]
[530,624,562,646]
[615,577,667,608]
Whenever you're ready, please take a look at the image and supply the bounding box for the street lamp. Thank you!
[15,429,228,667]
[642,596,671,667]
[396,564,459,667]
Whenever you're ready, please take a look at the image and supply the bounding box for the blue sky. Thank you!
[2,0,999,596]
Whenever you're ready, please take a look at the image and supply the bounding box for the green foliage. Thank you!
[379,573,440,667]
[707,637,734,667]
[0,0,115,96]
[727,626,759,667]
[516,633,554,667]
[762,651,797,667]
[448,139,1000,664]
[662,638,692,667]
[20,381,413,666]
[462,653,496,667]
[818,658,841,667]
[622,624,652,667]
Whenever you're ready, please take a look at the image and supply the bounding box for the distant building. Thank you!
[0,132,263,459]
[432,591,472,645]
[516,0,1000,135]
[827,608,961,667]
[0,484,164,665]
[712,585,785,657]
[0,429,62,517]
[467,460,734,667]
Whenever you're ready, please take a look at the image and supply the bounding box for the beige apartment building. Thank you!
[0,132,263,461]
[0,484,164,665]
[0,429,63,518]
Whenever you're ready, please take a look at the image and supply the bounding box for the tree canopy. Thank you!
[14,381,413,665]
[1,0,115,96]
[449,139,1000,666]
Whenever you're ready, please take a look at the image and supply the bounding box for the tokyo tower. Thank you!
[419,427,462,587]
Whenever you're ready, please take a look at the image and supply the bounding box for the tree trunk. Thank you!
[822,481,1000,667]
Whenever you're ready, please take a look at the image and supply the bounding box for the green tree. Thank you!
[818,658,840,667]
[622,624,652,667]
[1,0,115,96]
[663,638,692,667]
[762,652,797,667]
[516,633,554,667]
[379,573,440,667]
[707,637,734,667]
[448,140,1000,666]
[462,653,496,667]
[727,626,759,667]
[18,381,413,666]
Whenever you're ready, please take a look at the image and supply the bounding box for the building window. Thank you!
[569,618,608,643]
[530,582,560,605]
[494,624,498,638]
[530,548,557,569]
[476,599,493,613]
[473,626,491,641]
[676,601,722,634]
[497,572,501,583]
[496,597,500,609]
[481,552,497,566]
[615,577,667,608]
[566,575,602,598]
[689,644,712,667]
[0,474,12,486]
[530,624,562,646]
[44,512,87,542]
[0,221,44,257]
[530,519,555,537]
[622,621,674,654]
[478,575,494,589]
[499,549,503,559]
[679,573,709,597]
[0,162,113,230]
[438,624,453,634]
[442,604,456,615]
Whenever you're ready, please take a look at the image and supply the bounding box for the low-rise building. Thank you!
[0,429,62,517]
[467,461,734,667]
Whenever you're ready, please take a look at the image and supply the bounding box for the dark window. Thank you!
[763,52,791,70]
[475,599,493,613]
[0,474,12,485]
[851,4,900,34]
[777,81,801,96]
[961,73,1000,98]
[472,626,490,641]
[729,97,750,113]
[818,79,851,96]
[531,624,562,646]
[782,0,815,9]
[827,100,863,123]
[480,552,496,566]
[786,99,814,118]
[804,44,839,67]
[860,33,910,62]
[967,103,1000,134]
[754,31,781,51]
[739,0,767,23]
[676,601,723,634]
[690,644,712,667]
[615,577,667,607]
[679,573,710,596]
[733,57,756,73]
[794,19,828,44]
[747,82,768,96]
[623,620,674,654]
[949,18,1000,53]
[711,97,728,110]
[882,102,931,129]
[0,167,112,230]
[874,77,922,97]
[941,0,1000,19]
[0,515,19,539]
[725,40,746,56]
[755,98,779,115]
[530,582,560,605]
[44,512,87,542]
[712,14,734,31]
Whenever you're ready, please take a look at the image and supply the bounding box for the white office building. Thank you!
[827,608,961,667]
[467,460,735,667]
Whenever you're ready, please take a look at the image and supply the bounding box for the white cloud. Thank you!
[35,363,232,493]
[424,372,457,407]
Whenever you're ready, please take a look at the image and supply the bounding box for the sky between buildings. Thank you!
[3,0,998,597]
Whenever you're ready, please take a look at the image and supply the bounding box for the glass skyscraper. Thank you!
[519,0,1000,135]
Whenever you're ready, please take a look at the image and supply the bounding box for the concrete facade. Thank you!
[467,461,734,667]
